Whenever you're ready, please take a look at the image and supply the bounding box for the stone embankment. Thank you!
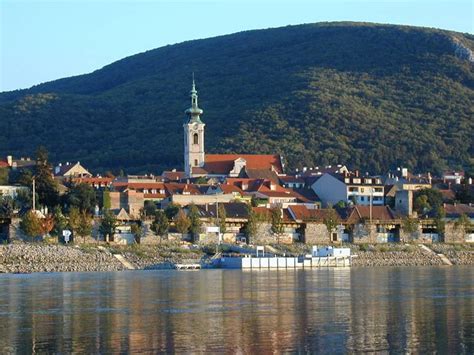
[119,244,205,270]
[350,244,474,267]
[0,243,125,273]
[0,242,473,274]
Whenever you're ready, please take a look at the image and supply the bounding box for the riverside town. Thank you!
[0,79,472,272]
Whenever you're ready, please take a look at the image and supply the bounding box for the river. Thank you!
[0,267,472,353]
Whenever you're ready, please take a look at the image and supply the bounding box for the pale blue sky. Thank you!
[1,0,472,92]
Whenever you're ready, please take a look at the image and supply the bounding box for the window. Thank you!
[360,188,365,193]
[193,133,198,145]
[332,233,338,241]
[194,159,198,166]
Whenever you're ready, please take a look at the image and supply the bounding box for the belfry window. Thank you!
[194,159,198,166]
[193,133,198,145]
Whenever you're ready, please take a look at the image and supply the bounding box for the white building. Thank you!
[311,172,384,207]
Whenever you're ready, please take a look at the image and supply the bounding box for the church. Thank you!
[183,79,284,179]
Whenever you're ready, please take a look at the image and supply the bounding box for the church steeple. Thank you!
[185,73,203,123]
[184,75,205,178]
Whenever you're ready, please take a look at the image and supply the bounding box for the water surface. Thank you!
[0,267,473,353]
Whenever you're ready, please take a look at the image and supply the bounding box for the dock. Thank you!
[218,255,356,269]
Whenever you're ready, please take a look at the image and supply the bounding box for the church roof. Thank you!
[203,154,283,175]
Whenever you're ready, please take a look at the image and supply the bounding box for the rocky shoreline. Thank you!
[0,242,473,274]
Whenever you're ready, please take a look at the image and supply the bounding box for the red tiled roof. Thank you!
[162,170,185,181]
[444,203,474,218]
[73,177,113,185]
[164,183,203,195]
[0,160,9,168]
[203,154,283,175]
[346,206,397,223]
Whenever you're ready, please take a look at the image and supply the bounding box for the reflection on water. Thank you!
[0,267,472,353]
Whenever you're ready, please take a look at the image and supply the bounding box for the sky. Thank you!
[1,0,473,92]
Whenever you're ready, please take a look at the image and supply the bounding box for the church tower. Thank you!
[184,77,205,177]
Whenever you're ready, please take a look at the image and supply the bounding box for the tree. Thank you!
[99,210,118,243]
[195,176,207,184]
[165,203,180,220]
[16,169,33,187]
[402,217,419,235]
[0,168,8,185]
[34,146,59,208]
[217,203,227,234]
[175,209,191,236]
[434,206,446,236]
[19,211,43,241]
[0,196,14,218]
[68,207,81,242]
[77,212,93,243]
[413,188,443,216]
[102,189,111,210]
[245,205,258,241]
[188,204,202,240]
[52,206,68,237]
[131,223,144,244]
[151,210,169,240]
[15,188,33,210]
[454,213,472,231]
[335,200,346,208]
[270,206,284,235]
[66,183,97,213]
[143,200,157,217]
[323,208,339,241]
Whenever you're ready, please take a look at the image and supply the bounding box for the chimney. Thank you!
[401,168,408,178]
[6,155,12,166]
[469,177,473,185]
[428,172,432,184]
[355,170,360,178]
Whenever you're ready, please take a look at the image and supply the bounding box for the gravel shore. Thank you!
[0,242,472,274]
[0,243,125,273]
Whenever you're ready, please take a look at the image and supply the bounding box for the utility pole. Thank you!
[369,187,373,224]
[32,177,36,212]
[215,199,221,255]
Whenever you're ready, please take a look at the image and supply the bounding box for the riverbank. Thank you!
[0,242,473,273]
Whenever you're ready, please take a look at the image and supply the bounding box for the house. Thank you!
[384,167,432,190]
[225,178,316,207]
[193,154,284,179]
[160,183,236,208]
[442,171,464,185]
[162,169,186,182]
[73,177,113,190]
[311,172,384,207]
[109,190,144,219]
[0,185,29,198]
[54,162,92,178]
[6,156,36,171]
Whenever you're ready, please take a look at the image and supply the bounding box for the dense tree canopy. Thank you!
[0,23,472,174]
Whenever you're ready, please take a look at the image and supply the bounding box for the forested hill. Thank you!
[0,22,473,175]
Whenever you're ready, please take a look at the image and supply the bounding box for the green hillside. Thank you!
[0,22,473,174]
